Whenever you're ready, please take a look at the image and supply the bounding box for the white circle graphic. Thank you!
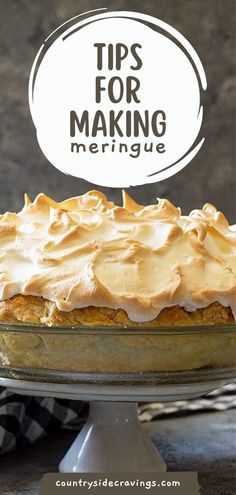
[29,9,207,187]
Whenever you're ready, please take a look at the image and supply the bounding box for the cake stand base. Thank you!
[1,369,235,473]
[59,401,166,473]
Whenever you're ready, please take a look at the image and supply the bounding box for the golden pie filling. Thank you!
[0,191,235,372]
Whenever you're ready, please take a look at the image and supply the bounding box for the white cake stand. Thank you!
[0,366,235,473]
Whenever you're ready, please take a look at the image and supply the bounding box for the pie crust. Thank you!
[0,296,235,373]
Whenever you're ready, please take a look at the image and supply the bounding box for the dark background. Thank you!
[0,0,235,221]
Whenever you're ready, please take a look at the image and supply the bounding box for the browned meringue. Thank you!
[0,191,235,322]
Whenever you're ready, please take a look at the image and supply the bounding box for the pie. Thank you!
[0,190,235,372]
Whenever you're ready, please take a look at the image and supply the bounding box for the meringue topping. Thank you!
[0,191,235,322]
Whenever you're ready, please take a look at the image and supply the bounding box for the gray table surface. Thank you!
[0,410,235,495]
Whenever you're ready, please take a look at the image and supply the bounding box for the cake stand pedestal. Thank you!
[0,368,235,473]
[60,401,166,472]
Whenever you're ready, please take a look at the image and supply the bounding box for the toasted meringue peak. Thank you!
[122,190,142,212]
[24,193,32,206]
[0,191,235,322]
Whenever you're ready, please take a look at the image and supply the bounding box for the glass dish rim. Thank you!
[0,322,235,336]
[1,366,236,386]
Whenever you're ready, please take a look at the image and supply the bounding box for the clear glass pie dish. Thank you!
[0,323,235,383]
[1,322,235,474]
